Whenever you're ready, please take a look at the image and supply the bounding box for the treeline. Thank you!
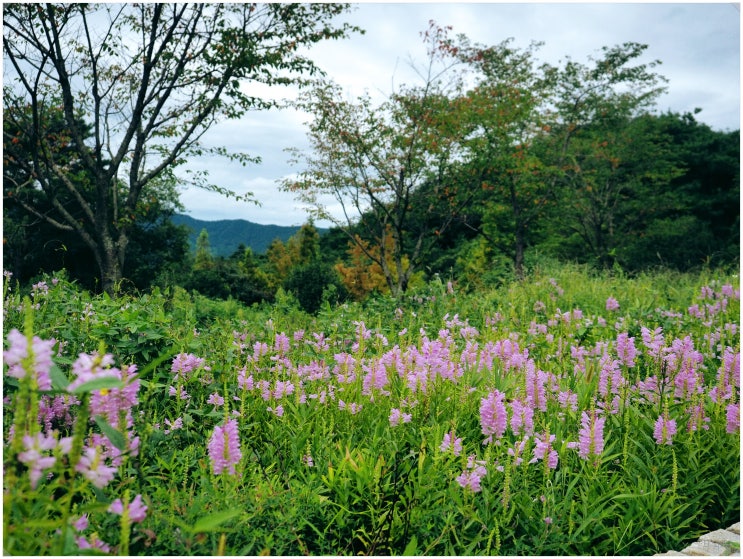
[4,107,739,312]
[3,7,738,310]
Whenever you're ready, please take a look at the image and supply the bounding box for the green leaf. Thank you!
[49,363,70,391]
[93,415,127,451]
[402,535,418,556]
[69,376,123,394]
[190,509,242,533]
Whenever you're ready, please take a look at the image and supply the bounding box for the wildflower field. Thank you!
[3,264,739,555]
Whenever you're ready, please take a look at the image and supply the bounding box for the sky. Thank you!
[179,2,741,227]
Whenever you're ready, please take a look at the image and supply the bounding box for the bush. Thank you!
[283,261,347,314]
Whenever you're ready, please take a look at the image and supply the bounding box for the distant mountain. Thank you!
[172,214,321,257]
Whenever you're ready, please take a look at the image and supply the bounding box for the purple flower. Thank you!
[509,399,534,436]
[164,417,183,434]
[75,446,118,488]
[237,368,254,391]
[72,515,89,532]
[168,385,190,401]
[67,352,118,392]
[653,413,677,445]
[108,494,147,523]
[362,361,390,396]
[76,535,111,553]
[208,418,242,476]
[207,393,225,406]
[480,390,508,443]
[4,329,55,391]
[17,432,57,488]
[456,455,487,492]
[440,429,463,456]
[267,405,284,417]
[274,332,291,354]
[171,353,207,380]
[89,364,139,433]
[577,410,605,460]
[530,432,559,469]
[615,333,637,367]
[726,403,739,434]
[605,297,620,311]
[525,365,548,412]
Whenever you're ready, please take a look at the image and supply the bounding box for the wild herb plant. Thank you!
[3,266,739,555]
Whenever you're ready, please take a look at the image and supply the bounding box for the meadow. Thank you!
[2,263,739,555]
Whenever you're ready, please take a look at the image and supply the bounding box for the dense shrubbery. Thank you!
[2,264,739,555]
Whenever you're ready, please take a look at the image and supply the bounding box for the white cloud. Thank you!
[182,3,740,224]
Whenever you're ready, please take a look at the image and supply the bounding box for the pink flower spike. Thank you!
[726,403,739,434]
[653,414,677,445]
[208,418,242,476]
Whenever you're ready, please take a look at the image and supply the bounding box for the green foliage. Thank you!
[4,3,360,293]
[283,261,348,314]
[3,265,739,555]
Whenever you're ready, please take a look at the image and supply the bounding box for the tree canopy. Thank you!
[3,3,360,293]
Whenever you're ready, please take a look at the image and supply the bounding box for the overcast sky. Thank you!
[179,2,741,226]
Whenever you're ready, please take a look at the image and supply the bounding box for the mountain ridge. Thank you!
[172,214,323,257]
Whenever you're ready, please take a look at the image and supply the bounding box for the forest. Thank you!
[3,6,739,308]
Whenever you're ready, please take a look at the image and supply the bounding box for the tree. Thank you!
[438,34,667,278]
[193,229,214,271]
[549,112,682,268]
[284,23,476,297]
[3,3,359,293]
[3,104,189,289]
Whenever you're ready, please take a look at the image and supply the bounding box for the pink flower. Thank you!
[76,535,111,553]
[67,352,118,392]
[525,365,548,412]
[440,429,463,456]
[17,432,57,488]
[168,385,190,401]
[164,417,183,434]
[208,418,242,475]
[577,410,605,460]
[653,414,677,445]
[605,297,620,311]
[4,329,55,391]
[480,390,508,443]
[726,403,739,434]
[388,408,412,426]
[108,494,147,523]
[89,364,139,433]
[530,432,559,469]
[75,446,117,488]
[237,368,254,391]
[456,455,487,492]
[267,405,284,417]
[509,399,534,436]
[615,333,637,367]
[207,393,225,406]
[171,353,207,380]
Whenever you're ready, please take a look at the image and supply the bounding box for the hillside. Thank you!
[172,214,321,256]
